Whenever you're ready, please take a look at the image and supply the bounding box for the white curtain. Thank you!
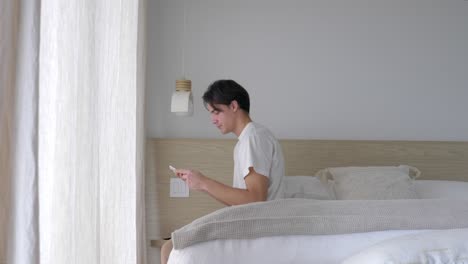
[1,0,147,263]
[1,0,40,263]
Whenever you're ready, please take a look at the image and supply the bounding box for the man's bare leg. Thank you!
[160,240,173,264]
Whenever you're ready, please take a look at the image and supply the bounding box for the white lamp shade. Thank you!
[171,90,193,116]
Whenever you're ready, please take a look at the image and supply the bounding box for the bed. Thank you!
[145,139,468,264]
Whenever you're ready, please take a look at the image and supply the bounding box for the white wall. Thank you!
[146,0,468,141]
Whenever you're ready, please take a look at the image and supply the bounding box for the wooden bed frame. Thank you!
[145,138,468,240]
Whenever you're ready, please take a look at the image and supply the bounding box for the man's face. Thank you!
[207,103,235,135]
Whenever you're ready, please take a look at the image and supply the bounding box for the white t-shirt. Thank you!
[233,122,284,200]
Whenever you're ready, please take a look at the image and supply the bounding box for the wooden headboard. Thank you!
[145,138,468,239]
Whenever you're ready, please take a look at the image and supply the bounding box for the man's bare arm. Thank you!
[176,167,268,206]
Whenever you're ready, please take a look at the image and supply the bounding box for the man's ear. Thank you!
[230,100,239,112]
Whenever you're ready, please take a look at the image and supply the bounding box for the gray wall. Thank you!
[146,0,468,140]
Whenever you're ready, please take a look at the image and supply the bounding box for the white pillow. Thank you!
[342,228,468,264]
[415,180,468,199]
[317,165,420,200]
[283,176,334,200]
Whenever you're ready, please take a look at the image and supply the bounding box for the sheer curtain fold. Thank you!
[39,0,147,263]
[1,0,146,263]
[1,0,40,263]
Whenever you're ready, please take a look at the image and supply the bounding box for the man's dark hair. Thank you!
[202,80,250,113]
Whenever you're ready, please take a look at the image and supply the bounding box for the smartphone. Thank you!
[169,165,177,174]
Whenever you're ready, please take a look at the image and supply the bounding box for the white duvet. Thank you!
[342,228,468,264]
[169,229,453,264]
[170,228,468,264]
[168,180,468,264]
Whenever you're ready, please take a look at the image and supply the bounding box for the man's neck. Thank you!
[233,115,252,137]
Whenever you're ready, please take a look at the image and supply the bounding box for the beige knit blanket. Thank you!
[172,198,468,250]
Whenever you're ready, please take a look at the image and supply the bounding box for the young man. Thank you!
[161,79,284,264]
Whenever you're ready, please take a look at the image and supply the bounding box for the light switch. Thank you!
[170,178,189,197]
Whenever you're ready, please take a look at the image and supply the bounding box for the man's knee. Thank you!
[160,240,173,264]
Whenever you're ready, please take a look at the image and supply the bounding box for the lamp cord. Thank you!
[182,0,186,79]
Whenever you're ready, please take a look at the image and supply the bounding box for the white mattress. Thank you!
[168,180,468,264]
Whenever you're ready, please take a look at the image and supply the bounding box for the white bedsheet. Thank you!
[169,230,432,264]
